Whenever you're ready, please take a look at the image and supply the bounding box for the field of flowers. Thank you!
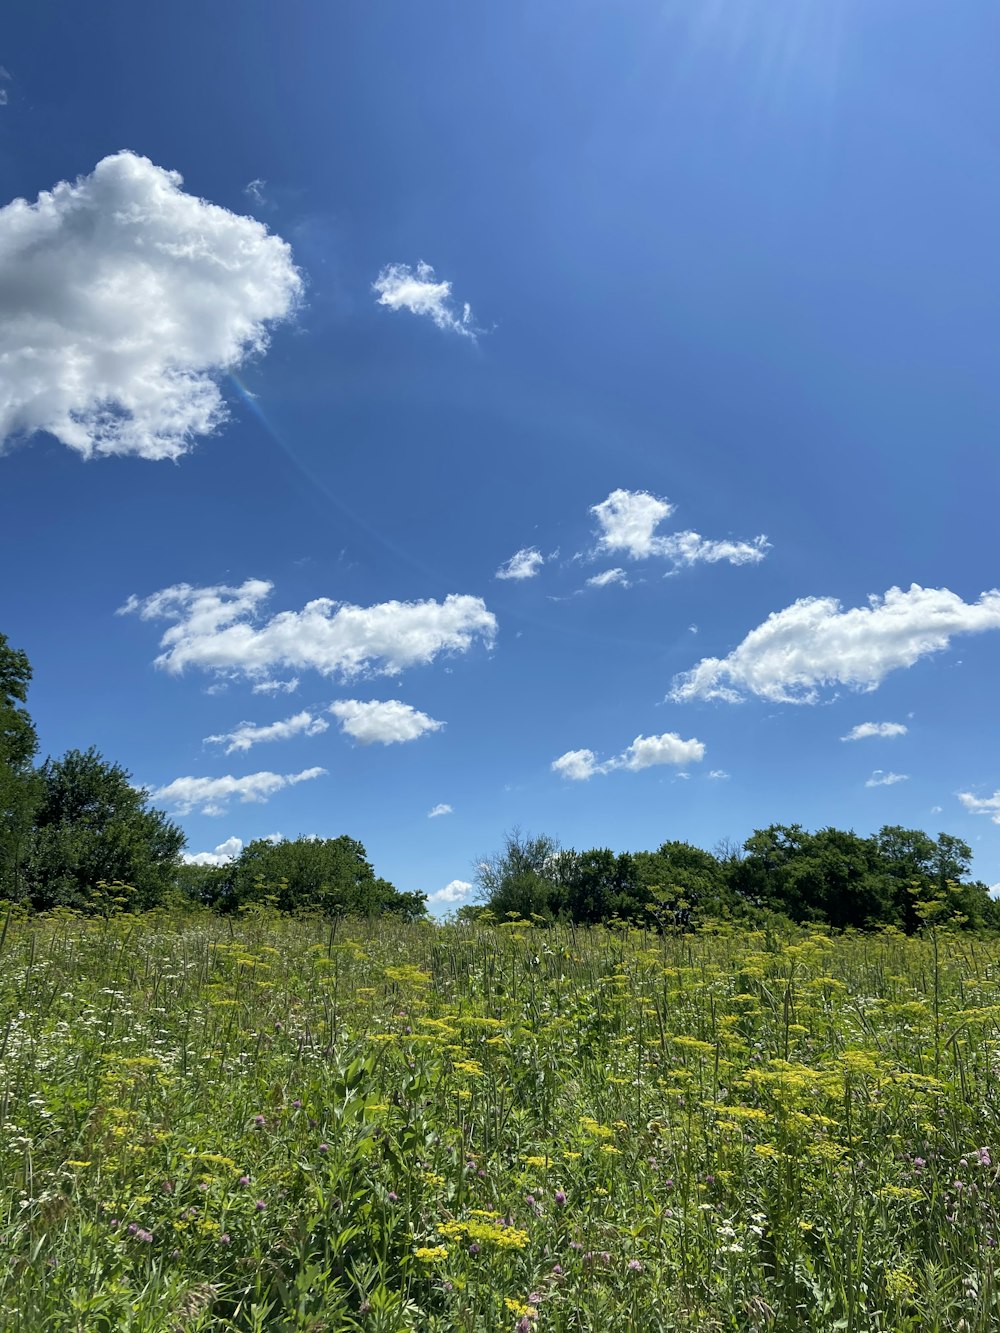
[2,905,1000,1331]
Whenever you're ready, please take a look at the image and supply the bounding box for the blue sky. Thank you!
[2,0,999,907]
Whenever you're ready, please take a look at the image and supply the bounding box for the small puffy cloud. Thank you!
[119,579,496,681]
[252,677,299,696]
[551,749,601,781]
[428,879,473,905]
[496,547,544,581]
[671,584,1000,705]
[0,152,302,460]
[586,568,629,589]
[373,261,476,339]
[841,721,908,742]
[205,710,329,755]
[590,489,767,569]
[552,732,704,781]
[959,791,1000,825]
[428,803,453,818]
[592,489,675,559]
[866,770,909,788]
[329,699,444,745]
[150,766,325,815]
[182,835,243,867]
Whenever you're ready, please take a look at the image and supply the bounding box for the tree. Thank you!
[216,835,424,918]
[27,748,185,911]
[0,634,41,900]
[475,829,562,919]
[634,840,731,927]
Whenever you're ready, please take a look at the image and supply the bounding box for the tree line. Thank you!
[472,825,998,932]
[0,632,421,917]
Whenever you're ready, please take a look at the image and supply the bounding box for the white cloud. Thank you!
[150,766,325,815]
[671,584,1000,705]
[590,489,767,568]
[866,770,909,788]
[958,791,1000,825]
[930,806,943,815]
[428,803,453,818]
[496,547,544,581]
[708,769,730,780]
[244,178,266,204]
[182,835,244,867]
[119,579,496,681]
[592,489,675,558]
[586,568,629,589]
[661,531,770,567]
[0,90,7,108]
[252,677,299,695]
[205,709,329,754]
[0,152,302,460]
[428,879,473,905]
[841,721,908,742]
[329,699,444,745]
[373,261,476,339]
[552,732,705,781]
[551,749,601,781]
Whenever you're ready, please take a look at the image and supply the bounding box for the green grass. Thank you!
[2,904,1000,1330]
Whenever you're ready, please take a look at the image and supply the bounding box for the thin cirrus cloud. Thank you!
[495,547,545,581]
[670,584,1000,705]
[118,579,497,683]
[251,677,299,696]
[586,568,629,589]
[373,260,477,339]
[205,710,329,755]
[841,722,908,742]
[182,835,243,867]
[0,152,302,461]
[328,699,444,746]
[149,766,326,816]
[590,489,769,569]
[866,770,909,788]
[428,803,453,818]
[958,791,1000,825]
[552,731,706,781]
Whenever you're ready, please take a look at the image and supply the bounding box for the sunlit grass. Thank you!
[2,903,1000,1330]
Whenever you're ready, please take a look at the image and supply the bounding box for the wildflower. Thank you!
[414,1245,449,1263]
[469,1243,481,1255]
[291,1098,301,1108]
[254,1199,266,1211]
[253,1115,266,1129]
[239,1175,250,1187]
[219,1233,231,1245]
[525,1195,536,1207]
[319,1142,329,1154]
[554,1190,566,1205]
[628,1258,643,1272]
[388,1191,399,1203]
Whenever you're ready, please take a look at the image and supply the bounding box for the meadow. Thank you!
[2,905,1000,1331]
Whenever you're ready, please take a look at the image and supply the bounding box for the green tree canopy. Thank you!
[0,633,40,900]
[28,747,184,911]
[213,835,425,919]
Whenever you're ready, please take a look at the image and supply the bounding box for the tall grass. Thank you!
[2,904,1000,1330]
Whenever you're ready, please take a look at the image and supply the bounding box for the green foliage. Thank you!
[210,834,425,919]
[0,632,40,900]
[5,911,1000,1330]
[27,747,185,911]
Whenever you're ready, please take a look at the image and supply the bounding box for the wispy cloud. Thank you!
[552,731,705,781]
[428,803,453,818]
[150,766,325,815]
[496,547,544,581]
[205,710,328,754]
[866,770,909,788]
[959,790,1000,825]
[671,584,1000,705]
[586,568,629,589]
[841,721,908,742]
[373,260,477,339]
[0,152,302,460]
